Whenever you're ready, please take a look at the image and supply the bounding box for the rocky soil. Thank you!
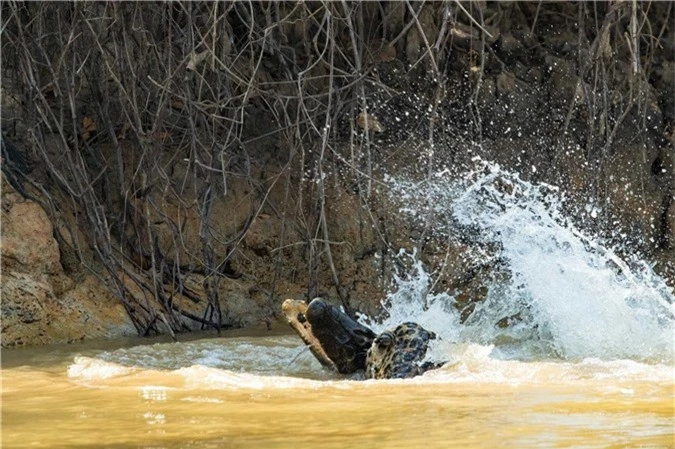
[1,178,136,346]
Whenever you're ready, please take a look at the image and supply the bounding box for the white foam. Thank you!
[68,356,135,380]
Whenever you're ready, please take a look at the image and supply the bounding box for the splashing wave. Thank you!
[381,161,674,362]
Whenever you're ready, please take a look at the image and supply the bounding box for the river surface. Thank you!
[2,327,673,449]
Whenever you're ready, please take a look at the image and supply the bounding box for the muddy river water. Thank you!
[2,328,673,449]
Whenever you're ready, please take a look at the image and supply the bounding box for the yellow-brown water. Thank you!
[2,329,673,449]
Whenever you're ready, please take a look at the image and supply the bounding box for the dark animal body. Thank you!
[282,298,443,379]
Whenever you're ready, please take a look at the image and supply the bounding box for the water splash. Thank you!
[65,161,673,389]
[86,335,333,378]
[66,335,349,390]
[382,160,674,363]
[66,341,674,390]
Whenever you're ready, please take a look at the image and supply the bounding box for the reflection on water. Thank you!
[2,329,673,449]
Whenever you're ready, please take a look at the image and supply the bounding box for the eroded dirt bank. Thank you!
[1,1,673,347]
